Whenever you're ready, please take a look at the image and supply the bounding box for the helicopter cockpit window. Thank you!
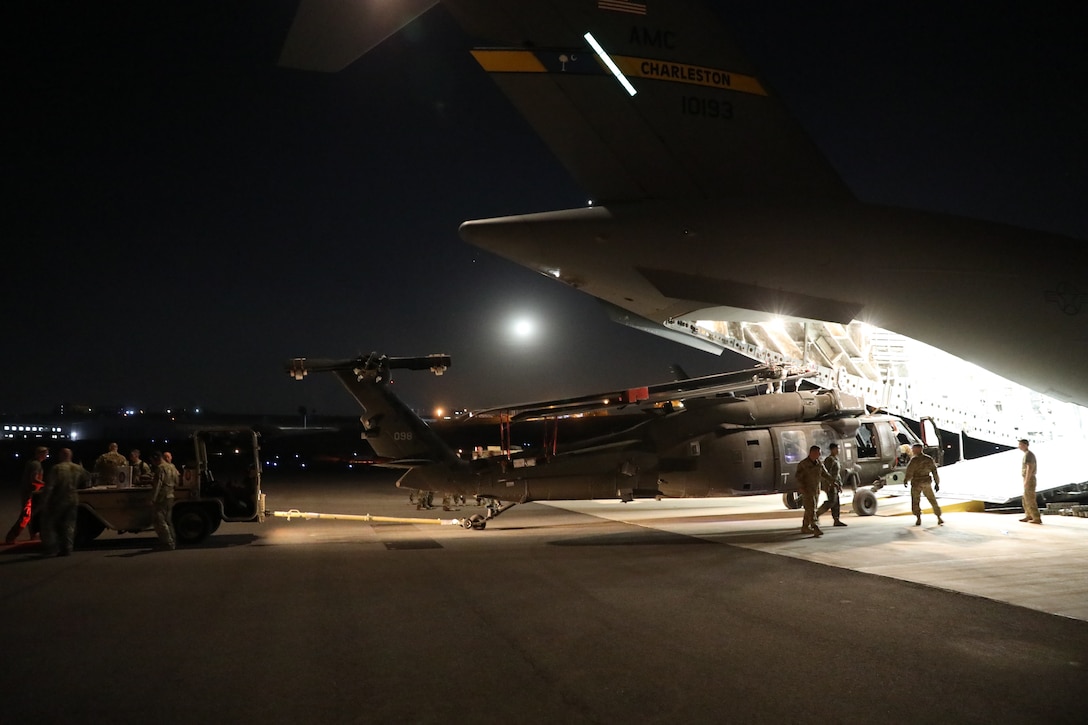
[856,423,879,459]
[811,429,836,456]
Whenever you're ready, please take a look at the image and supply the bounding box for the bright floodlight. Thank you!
[584,32,637,96]
[512,318,535,339]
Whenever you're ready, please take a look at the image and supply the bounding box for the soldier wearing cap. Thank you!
[794,445,832,536]
[1017,439,1041,524]
[904,443,943,526]
[816,442,847,526]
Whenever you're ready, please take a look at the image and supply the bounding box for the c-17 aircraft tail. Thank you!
[281,0,850,204]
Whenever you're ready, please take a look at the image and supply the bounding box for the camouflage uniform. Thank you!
[129,452,151,480]
[1020,446,1041,524]
[815,449,845,525]
[795,453,831,535]
[41,459,90,556]
[416,491,434,510]
[904,449,943,525]
[5,448,47,543]
[150,457,180,549]
[94,446,128,486]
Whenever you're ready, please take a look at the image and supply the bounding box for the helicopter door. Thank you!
[919,416,944,465]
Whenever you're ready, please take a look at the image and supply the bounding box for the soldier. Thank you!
[129,448,151,480]
[904,443,943,526]
[148,450,180,550]
[94,442,128,485]
[795,445,832,537]
[39,448,89,556]
[416,490,434,510]
[1017,439,1042,524]
[5,446,48,544]
[815,442,847,526]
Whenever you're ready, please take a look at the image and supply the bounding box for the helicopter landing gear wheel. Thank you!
[852,488,878,517]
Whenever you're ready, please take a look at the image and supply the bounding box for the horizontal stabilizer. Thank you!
[286,354,450,379]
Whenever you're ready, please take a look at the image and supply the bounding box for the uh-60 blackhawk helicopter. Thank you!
[286,352,939,529]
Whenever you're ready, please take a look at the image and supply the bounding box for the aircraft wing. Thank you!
[462,365,813,421]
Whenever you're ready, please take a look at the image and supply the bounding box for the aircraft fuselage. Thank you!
[395,401,919,505]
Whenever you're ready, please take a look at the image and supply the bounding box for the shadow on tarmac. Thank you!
[0,532,260,563]
[98,533,260,557]
[549,530,713,547]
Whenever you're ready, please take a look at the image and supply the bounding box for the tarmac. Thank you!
[271,482,1088,623]
[545,492,1088,622]
[2,469,1086,724]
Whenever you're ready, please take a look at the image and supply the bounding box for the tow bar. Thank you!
[273,509,463,526]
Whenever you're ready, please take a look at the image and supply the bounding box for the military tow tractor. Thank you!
[75,428,266,547]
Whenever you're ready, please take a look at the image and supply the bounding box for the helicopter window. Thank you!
[856,423,879,459]
[811,430,836,456]
[780,430,806,464]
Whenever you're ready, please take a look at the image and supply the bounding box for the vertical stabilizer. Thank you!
[444,0,851,202]
[286,353,459,466]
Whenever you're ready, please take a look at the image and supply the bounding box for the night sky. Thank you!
[5,1,1086,417]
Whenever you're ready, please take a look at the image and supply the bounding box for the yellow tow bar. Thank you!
[273,509,463,526]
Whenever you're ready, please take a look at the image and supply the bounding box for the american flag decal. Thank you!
[598,0,647,15]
